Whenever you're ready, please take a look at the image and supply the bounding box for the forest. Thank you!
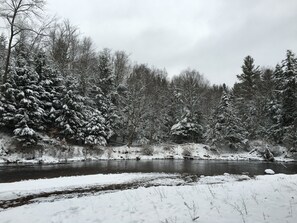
[0,0,297,152]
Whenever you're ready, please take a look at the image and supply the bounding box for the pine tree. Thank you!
[254,68,275,138]
[83,107,108,146]
[281,50,297,127]
[88,83,113,142]
[170,69,208,143]
[280,50,297,148]
[97,49,115,95]
[52,75,109,146]
[236,55,261,100]
[33,51,64,131]
[267,50,297,148]
[267,99,283,143]
[93,48,116,140]
[54,77,86,144]
[266,64,283,142]
[209,86,247,150]
[0,43,44,146]
[13,113,38,146]
[171,109,204,143]
[234,56,261,139]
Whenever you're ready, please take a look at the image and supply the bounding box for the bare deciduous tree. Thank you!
[0,0,46,83]
[172,69,209,116]
[47,19,79,76]
[113,50,131,86]
[75,36,97,96]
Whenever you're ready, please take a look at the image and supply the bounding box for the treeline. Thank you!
[0,38,222,147]
[0,0,296,150]
[209,52,297,150]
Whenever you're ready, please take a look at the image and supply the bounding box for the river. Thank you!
[1,160,297,183]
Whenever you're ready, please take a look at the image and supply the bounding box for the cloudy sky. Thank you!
[46,0,297,86]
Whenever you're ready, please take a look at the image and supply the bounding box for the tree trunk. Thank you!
[3,10,17,84]
[127,126,136,147]
[3,38,12,83]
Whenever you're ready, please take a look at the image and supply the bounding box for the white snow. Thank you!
[0,173,176,201]
[0,174,296,223]
[0,133,11,156]
[13,125,36,136]
[265,169,275,175]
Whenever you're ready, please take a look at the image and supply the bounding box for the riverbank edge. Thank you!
[1,132,297,164]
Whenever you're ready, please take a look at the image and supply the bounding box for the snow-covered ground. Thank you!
[0,173,178,201]
[0,173,296,223]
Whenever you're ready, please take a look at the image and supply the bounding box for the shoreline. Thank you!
[1,154,296,165]
[1,133,296,164]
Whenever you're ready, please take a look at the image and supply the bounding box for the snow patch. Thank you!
[0,173,177,201]
[265,169,275,175]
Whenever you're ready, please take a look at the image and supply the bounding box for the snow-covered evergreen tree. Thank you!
[236,56,261,99]
[0,43,44,145]
[83,107,108,146]
[53,77,86,143]
[170,69,208,143]
[171,109,204,143]
[281,50,297,127]
[265,51,297,148]
[209,86,247,150]
[97,49,115,94]
[233,55,261,139]
[13,113,38,146]
[92,48,116,140]
[278,50,297,148]
[52,75,109,146]
[265,64,283,143]
[33,51,64,130]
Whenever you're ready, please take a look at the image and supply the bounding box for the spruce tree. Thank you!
[267,50,297,148]
[83,107,108,146]
[234,56,261,139]
[13,113,38,146]
[0,43,44,146]
[266,64,283,142]
[94,48,116,140]
[170,109,204,143]
[280,50,297,148]
[281,50,297,127]
[33,51,64,131]
[209,86,247,150]
[236,56,261,100]
[170,69,208,143]
[54,77,86,144]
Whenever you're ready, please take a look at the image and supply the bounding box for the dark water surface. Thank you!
[0,160,297,183]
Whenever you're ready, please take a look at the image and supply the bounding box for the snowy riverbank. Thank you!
[0,133,296,164]
[0,143,295,164]
[0,173,296,222]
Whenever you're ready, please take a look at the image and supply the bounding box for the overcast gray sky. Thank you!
[46,0,297,86]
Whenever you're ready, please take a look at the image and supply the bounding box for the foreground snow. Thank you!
[0,173,296,223]
[0,173,177,201]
